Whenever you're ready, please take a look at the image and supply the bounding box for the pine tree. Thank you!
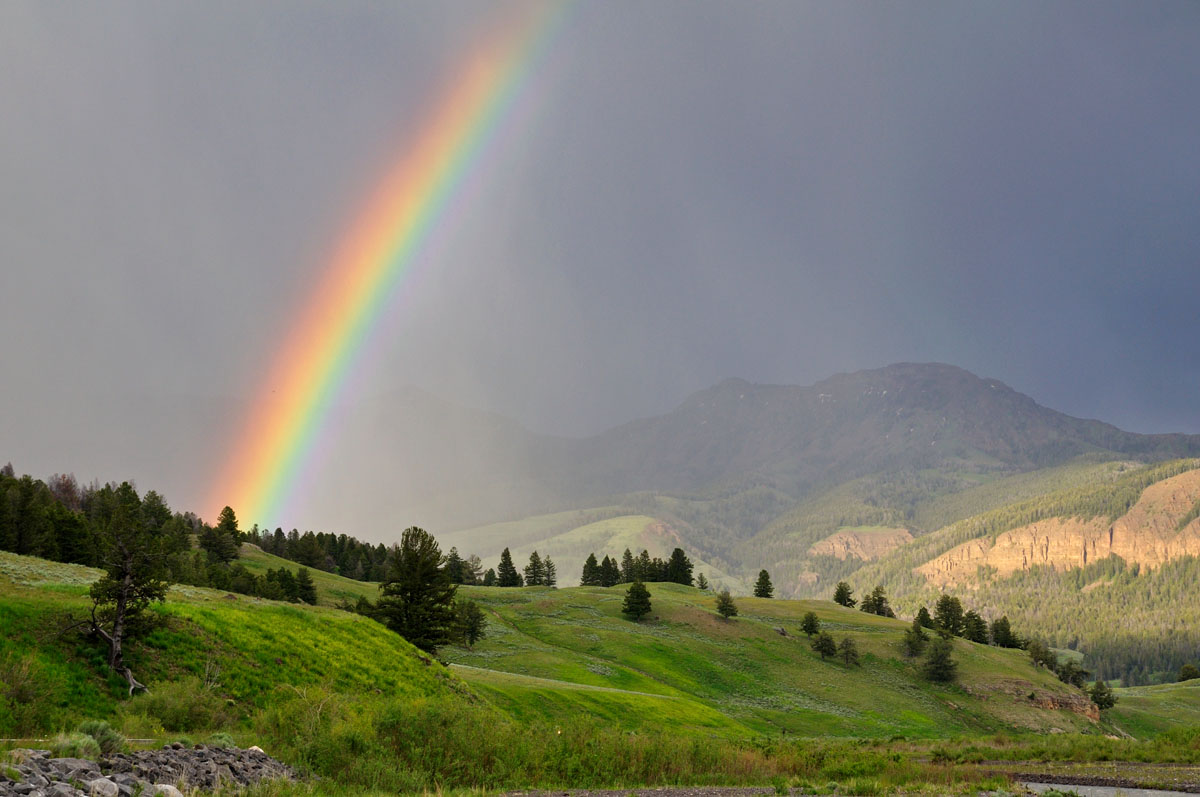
[860,585,894,617]
[482,568,497,587]
[696,573,709,591]
[833,581,855,607]
[923,637,958,682]
[620,548,636,583]
[200,506,240,564]
[715,589,738,619]
[636,550,653,581]
[600,555,621,587]
[801,611,820,637]
[812,632,837,660]
[963,610,989,643]
[665,547,694,586]
[753,570,774,598]
[838,636,860,666]
[990,615,1018,647]
[497,547,522,587]
[903,616,929,657]
[543,556,557,588]
[444,547,465,584]
[622,581,652,621]
[454,599,488,649]
[295,568,318,605]
[916,606,935,629]
[934,594,964,636]
[1090,679,1117,710]
[376,527,457,654]
[581,553,601,586]
[86,482,169,694]
[524,551,545,586]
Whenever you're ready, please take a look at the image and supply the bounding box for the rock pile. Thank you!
[1,744,296,797]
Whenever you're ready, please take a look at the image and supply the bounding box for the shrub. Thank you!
[51,732,101,759]
[128,677,238,732]
[76,720,125,755]
[206,732,237,748]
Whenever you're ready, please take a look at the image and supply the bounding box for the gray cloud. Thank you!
[2,1,1198,527]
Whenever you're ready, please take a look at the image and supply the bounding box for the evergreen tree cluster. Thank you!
[522,550,558,587]
[245,525,391,581]
[580,547,694,587]
[858,585,895,617]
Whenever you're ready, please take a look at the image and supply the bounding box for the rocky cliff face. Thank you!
[918,469,1200,587]
[808,527,913,561]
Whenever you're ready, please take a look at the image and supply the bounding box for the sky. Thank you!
[2,1,1199,527]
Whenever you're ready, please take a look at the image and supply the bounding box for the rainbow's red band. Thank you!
[207,3,566,528]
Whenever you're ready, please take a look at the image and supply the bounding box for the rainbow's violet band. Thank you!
[208,3,568,528]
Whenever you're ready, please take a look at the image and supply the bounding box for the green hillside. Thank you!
[8,545,1200,794]
[236,543,377,605]
[442,582,1103,739]
[0,549,456,737]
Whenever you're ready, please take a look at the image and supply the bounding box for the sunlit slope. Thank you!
[446,513,747,591]
[1108,679,1200,738]
[443,582,1102,739]
[0,550,458,732]
[237,543,378,605]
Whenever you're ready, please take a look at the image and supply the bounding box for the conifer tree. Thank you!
[990,615,1019,648]
[963,610,989,643]
[482,567,497,587]
[636,549,653,581]
[85,482,169,694]
[543,556,557,588]
[916,606,935,629]
[715,589,738,619]
[934,594,964,636]
[1090,679,1116,710]
[812,631,837,660]
[801,611,820,637]
[377,527,457,654]
[666,547,694,585]
[496,547,522,587]
[923,637,958,682]
[524,551,545,586]
[295,567,318,605]
[581,553,601,586]
[1180,664,1200,682]
[833,581,855,607]
[600,555,621,587]
[622,581,652,621]
[620,548,636,583]
[696,573,709,591]
[753,569,774,598]
[903,616,929,657]
[454,599,488,649]
[200,506,240,564]
[444,547,466,584]
[838,636,860,666]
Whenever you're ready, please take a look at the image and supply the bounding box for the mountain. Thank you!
[554,362,1199,498]
[361,363,1200,535]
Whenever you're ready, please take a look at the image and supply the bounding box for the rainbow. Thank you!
[207,3,567,529]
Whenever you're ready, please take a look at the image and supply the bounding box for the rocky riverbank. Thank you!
[0,744,296,797]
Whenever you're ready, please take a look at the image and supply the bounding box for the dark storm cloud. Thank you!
[1,1,1198,523]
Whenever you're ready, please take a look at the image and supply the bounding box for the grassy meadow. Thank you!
[6,547,1200,794]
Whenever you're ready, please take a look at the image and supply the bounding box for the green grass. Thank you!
[9,547,1200,794]
[0,550,457,737]
[442,582,1107,740]
[1108,679,1200,737]
[236,545,378,606]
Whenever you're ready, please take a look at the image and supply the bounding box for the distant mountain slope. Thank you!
[349,363,1200,535]
[552,363,1200,501]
